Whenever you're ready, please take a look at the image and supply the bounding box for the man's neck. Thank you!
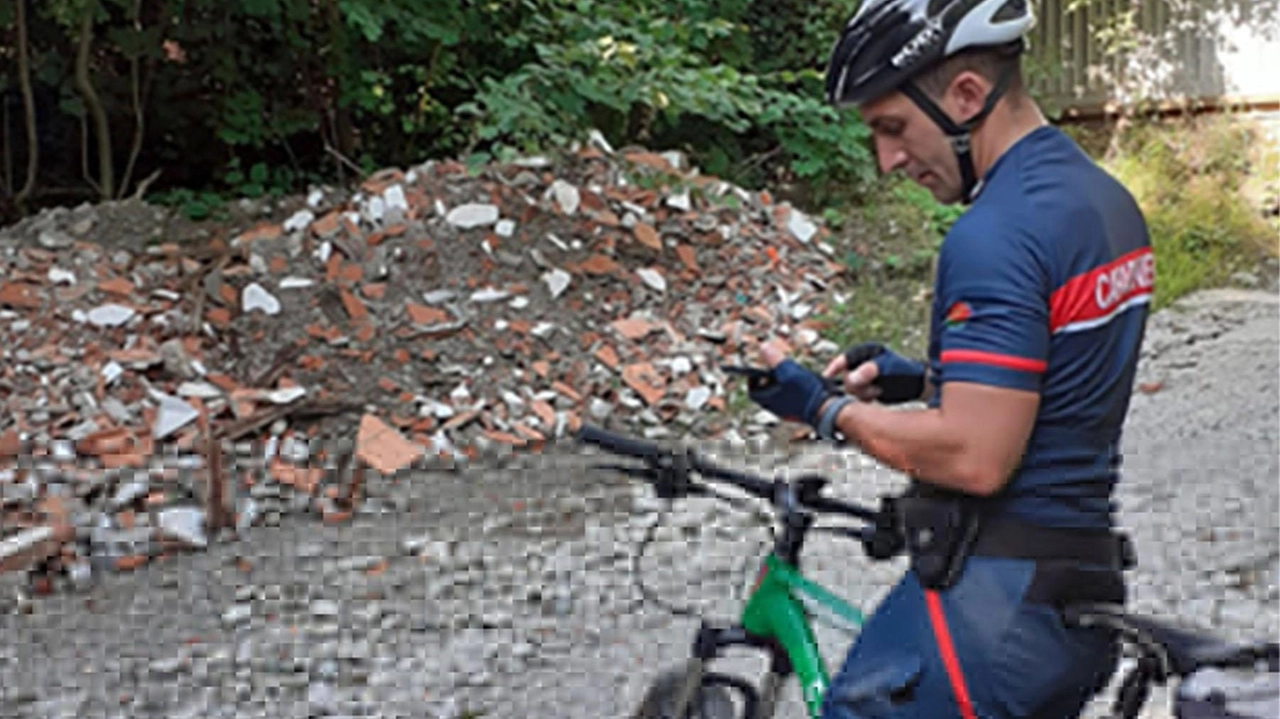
[971,99,1047,178]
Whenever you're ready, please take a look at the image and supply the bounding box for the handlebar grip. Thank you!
[576,424,662,460]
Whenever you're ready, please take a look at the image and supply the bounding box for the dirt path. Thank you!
[1,288,1276,719]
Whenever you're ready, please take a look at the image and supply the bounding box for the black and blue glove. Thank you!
[732,359,837,427]
[842,342,926,404]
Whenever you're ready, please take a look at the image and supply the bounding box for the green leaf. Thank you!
[240,0,279,18]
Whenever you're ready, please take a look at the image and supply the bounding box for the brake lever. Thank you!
[794,476,829,505]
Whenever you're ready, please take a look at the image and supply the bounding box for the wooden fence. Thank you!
[1026,0,1280,116]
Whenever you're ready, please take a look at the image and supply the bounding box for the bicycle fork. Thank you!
[671,621,795,719]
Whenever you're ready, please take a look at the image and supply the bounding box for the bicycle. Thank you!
[575,423,1280,719]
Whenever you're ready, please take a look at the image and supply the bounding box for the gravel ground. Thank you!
[1,288,1276,719]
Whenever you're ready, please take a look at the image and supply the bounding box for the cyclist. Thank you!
[745,0,1154,716]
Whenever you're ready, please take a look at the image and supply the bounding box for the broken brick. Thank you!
[0,282,43,309]
[594,344,621,369]
[579,254,622,275]
[611,318,658,340]
[340,289,368,321]
[633,223,663,252]
[621,362,666,406]
[676,245,699,273]
[97,277,136,296]
[355,414,422,475]
[406,303,450,325]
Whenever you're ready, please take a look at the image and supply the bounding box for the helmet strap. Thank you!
[900,61,1019,203]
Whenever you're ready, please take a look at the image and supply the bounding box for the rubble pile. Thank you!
[0,138,854,593]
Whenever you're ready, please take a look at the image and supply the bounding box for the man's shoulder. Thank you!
[942,203,1043,262]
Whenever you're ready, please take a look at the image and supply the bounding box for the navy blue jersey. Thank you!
[925,125,1152,528]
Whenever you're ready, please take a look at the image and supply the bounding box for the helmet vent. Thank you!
[992,0,1028,23]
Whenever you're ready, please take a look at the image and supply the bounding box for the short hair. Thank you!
[911,46,1025,102]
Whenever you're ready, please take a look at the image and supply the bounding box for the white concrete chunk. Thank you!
[787,209,818,244]
[285,209,316,233]
[637,268,666,292]
[177,381,223,399]
[383,185,409,212]
[542,269,572,299]
[48,267,76,285]
[87,304,136,328]
[242,283,281,315]
[101,361,125,385]
[150,389,200,439]
[685,386,712,411]
[157,507,208,549]
[550,180,580,215]
[446,203,500,229]
[470,287,510,303]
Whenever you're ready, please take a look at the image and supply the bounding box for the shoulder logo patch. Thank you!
[944,301,972,329]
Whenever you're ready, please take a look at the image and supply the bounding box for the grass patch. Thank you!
[1096,113,1279,308]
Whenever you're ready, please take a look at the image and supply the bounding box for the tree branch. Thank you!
[15,0,40,209]
[324,143,366,180]
[3,98,12,197]
[80,113,103,196]
[75,0,115,200]
[117,0,150,200]
[131,168,161,201]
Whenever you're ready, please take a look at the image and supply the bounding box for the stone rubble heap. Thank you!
[0,139,854,593]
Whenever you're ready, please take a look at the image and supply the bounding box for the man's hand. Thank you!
[750,341,837,427]
[823,343,884,402]
[823,342,927,404]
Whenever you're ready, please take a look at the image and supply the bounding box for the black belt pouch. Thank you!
[898,495,981,591]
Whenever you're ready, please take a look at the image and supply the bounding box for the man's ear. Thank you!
[944,70,993,122]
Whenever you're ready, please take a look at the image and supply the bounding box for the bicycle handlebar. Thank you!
[576,423,877,522]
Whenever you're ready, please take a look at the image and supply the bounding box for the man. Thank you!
[744,0,1155,717]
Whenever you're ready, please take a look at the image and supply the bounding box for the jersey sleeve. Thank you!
[933,220,1050,393]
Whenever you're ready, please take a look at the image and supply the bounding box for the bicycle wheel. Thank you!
[633,667,738,719]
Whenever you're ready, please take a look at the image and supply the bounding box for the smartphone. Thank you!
[721,364,845,394]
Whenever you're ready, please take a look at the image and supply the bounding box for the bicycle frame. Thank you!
[669,514,871,719]
[740,553,867,717]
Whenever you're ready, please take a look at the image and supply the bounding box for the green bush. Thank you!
[455,1,874,197]
[1101,115,1278,308]
[1,0,878,216]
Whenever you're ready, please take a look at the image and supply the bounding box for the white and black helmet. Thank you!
[824,0,1035,200]
[825,0,1034,107]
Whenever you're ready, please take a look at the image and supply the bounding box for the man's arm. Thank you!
[828,380,1039,495]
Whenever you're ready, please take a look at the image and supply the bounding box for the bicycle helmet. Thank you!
[824,0,1035,200]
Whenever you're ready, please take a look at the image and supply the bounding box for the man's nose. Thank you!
[875,139,908,174]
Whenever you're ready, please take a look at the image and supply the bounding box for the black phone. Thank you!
[720,364,773,380]
[720,364,775,391]
[721,364,845,394]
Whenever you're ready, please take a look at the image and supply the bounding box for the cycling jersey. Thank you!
[925,125,1153,528]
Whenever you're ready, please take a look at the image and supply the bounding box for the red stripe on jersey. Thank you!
[940,349,1047,373]
[1050,247,1154,333]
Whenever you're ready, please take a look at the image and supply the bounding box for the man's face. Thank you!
[858,91,963,204]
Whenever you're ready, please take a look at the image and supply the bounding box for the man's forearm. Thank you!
[832,400,995,495]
